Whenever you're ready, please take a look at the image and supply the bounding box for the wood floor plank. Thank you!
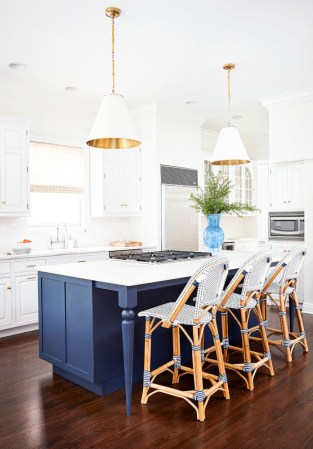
[0,309,312,449]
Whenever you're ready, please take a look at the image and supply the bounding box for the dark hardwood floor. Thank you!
[1,310,313,449]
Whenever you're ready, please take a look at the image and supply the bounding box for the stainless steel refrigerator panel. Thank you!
[161,185,199,251]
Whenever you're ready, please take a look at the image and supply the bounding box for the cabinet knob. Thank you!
[6,285,11,290]
[1,201,6,204]
[283,200,287,203]
[288,200,291,203]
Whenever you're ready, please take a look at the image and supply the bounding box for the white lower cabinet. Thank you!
[0,277,12,327]
[15,274,38,325]
[0,251,109,336]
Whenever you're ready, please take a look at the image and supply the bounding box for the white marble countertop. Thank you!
[0,245,155,261]
[38,250,280,287]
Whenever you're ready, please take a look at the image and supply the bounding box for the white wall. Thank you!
[261,90,313,162]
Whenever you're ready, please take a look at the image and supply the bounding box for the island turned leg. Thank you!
[121,308,135,416]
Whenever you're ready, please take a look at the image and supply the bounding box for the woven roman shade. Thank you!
[30,142,85,193]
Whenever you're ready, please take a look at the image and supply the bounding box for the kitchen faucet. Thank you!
[50,222,68,248]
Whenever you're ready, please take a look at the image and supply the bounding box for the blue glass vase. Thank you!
[203,213,224,252]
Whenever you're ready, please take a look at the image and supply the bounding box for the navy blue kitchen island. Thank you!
[38,252,279,416]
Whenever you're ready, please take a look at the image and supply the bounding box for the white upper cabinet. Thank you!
[90,148,141,217]
[269,162,304,211]
[0,117,31,216]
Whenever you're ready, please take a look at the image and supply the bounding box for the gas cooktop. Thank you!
[110,250,211,263]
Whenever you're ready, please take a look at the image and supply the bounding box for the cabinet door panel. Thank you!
[90,148,141,217]
[0,125,28,213]
[288,163,304,210]
[103,163,122,213]
[66,282,93,378]
[269,165,288,210]
[40,277,66,363]
[123,164,140,213]
[0,277,12,327]
[256,164,269,242]
[15,275,38,324]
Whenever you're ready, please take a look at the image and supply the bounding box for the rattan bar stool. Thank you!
[250,248,308,363]
[204,252,274,391]
[138,256,229,422]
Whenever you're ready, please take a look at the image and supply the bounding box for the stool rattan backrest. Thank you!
[263,248,306,292]
[220,251,272,307]
[163,256,229,327]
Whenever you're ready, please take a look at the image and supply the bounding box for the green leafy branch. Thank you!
[190,171,257,216]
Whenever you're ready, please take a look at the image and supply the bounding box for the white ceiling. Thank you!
[0,0,313,139]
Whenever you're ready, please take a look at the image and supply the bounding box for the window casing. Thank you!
[204,162,254,207]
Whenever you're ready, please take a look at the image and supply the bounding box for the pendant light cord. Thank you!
[111,16,115,94]
[227,67,231,127]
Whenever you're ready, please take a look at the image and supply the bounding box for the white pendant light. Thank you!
[86,7,141,150]
[211,64,250,165]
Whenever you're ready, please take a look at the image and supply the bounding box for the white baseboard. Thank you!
[302,303,313,314]
[0,323,38,338]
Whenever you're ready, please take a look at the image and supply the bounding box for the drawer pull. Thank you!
[6,285,11,290]
[1,200,6,204]
[78,260,86,263]
[27,265,37,268]
[27,276,37,280]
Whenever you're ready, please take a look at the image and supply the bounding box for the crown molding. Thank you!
[201,129,218,140]
[0,115,32,128]
[260,88,313,110]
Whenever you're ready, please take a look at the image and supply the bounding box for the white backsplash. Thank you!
[201,215,258,241]
[0,216,143,252]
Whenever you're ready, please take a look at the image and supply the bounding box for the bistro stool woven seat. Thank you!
[138,256,229,422]
[250,248,308,363]
[204,251,274,391]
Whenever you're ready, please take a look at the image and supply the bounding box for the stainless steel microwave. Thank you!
[269,212,304,240]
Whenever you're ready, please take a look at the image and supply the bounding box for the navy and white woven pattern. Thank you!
[224,292,258,309]
[138,256,229,325]
[138,302,213,325]
[264,248,306,294]
[221,251,272,309]
[266,282,294,295]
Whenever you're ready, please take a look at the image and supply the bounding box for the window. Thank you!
[28,141,86,226]
[204,161,253,207]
